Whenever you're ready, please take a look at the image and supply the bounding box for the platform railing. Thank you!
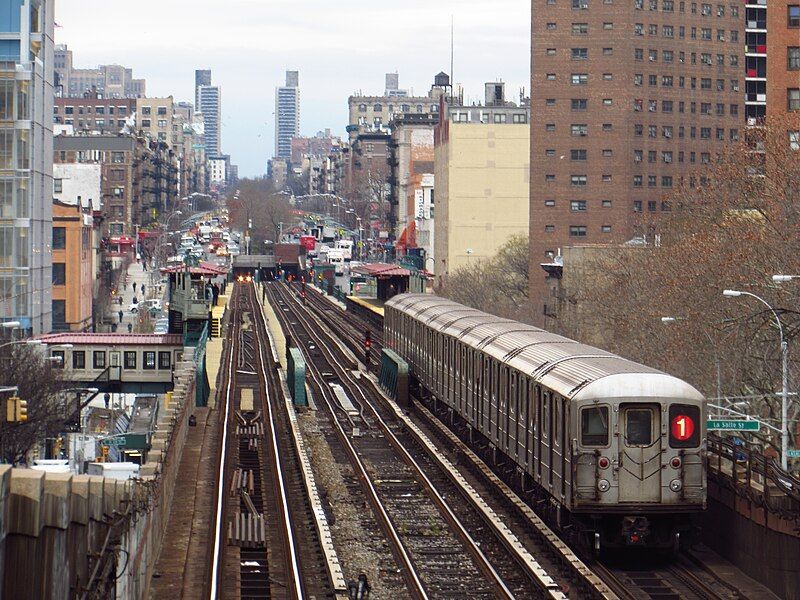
[707,433,800,519]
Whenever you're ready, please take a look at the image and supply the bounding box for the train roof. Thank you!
[386,294,704,402]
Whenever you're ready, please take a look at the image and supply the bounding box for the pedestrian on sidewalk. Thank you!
[118,310,124,324]
[119,296,123,305]
[133,282,137,294]
[141,284,146,296]
[127,323,133,333]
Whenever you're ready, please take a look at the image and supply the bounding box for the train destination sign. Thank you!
[706,420,760,432]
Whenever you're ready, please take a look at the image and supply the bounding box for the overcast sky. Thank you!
[55,0,531,177]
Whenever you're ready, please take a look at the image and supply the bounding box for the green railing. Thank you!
[191,323,210,407]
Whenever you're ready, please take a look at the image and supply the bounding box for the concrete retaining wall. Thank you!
[0,356,198,599]
[703,482,800,599]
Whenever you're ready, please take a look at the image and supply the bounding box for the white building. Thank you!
[208,158,226,185]
[274,70,300,160]
[53,164,102,210]
[415,173,435,272]
[197,83,221,157]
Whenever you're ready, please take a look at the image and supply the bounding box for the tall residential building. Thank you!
[529,0,744,318]
[434,86,530,291]
[195,68,211,107]
[760,1,800,120]
[0,0,54,335]
[275,70,300,160]
[197,83,221,157]
[54,44,145,98]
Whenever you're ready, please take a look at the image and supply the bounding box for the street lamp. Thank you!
[1,321,21,329]
[772,274,800,283]
[0,339,42,351]
[723,289,790,469]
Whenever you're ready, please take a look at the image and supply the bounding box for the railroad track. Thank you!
[593,556,741,600]
[293,282,752,600]
[268,281,573,599]
[209,283,337,599]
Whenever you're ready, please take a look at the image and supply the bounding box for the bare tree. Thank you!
[229,177,294,247]
[0,346,66,464]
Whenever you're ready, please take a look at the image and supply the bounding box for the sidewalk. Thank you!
[110,260,162,333]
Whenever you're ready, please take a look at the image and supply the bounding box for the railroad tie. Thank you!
[230,468,256,496]
[228,512,267,548]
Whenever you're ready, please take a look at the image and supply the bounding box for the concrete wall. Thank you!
[0,357,198,598]
[434,122,530,289]
[703,482,800,599]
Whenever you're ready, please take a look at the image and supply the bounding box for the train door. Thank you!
[619,404,662,503]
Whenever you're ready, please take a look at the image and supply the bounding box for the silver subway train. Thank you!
[384,294,706,552]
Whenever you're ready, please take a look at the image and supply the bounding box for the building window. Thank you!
[358,104,366,113]
[52,263,66,285]
[52,300,66,329]
[159,351,171,370]
[546,73,557,80]
[546,174,556,182]
[603,73,613,80]
[141,119,151,128]
[572,22,588,34]
[633,175,643,187]
[53,178,62,194]
[790,131,800,150]
[571,98,588,110]
[51,350,65,369]
[571,149,587,160]
[53,227,66,250]
[72,351,86,370]
[545,225,556,232]
[373,103,382,112]
[493,113,507,123]
[789,47,800,70]
[545,199,556,207]
[547,22,557,29]
[93,351,106,369]
[634,200,643,212]
[141,106,151,115]
[569,226,587,237]
[143,351,156,370]
[602,123,613,131]
[512,113,527,123]
[604,21,614,28]
[571,123,588,136]
[157,106,167,116]
[570,200,587,211]
[790,89,800,111]
[571,174,587,186]
[124,351,137,369]
[790,5,800,27]
[546,123,556,131]
[546,48,557,55]
[601,225,612,233]
[572,47,589,59]
[572,0,589,8]
[602,199,612,207]
[571,73,588,85]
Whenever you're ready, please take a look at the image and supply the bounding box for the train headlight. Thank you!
[597,479,610,493]
[598,457,610,470]
[670,479,683,492]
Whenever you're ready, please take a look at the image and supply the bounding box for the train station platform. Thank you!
[345,296,384,332]
[149,291,230,596]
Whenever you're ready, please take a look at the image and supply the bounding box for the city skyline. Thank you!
[54,0,530,177]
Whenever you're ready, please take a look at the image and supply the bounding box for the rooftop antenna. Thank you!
[450,15,454,96]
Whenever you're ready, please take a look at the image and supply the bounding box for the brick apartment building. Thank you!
[529,0,745,318]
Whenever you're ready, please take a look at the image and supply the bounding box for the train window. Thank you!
[581,406,609,446]
[669,404,701,448]
[626,409,653,446]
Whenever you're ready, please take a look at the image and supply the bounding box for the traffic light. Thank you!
[17,398,27,422]
[4,396,27,423]
[364,330,372,367]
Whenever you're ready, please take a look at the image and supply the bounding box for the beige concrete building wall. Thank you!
[434,123,530,289]
[136,97,174,146]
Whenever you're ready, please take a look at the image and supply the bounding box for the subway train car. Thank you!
[384,294,706,553]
